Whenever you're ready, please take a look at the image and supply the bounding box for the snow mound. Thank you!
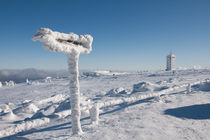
[0,111,19,121]
[168,78,176,83]
[32,104,61,119]
[83,71,100,77]
[13,103,39,115]
[54,96,89,116]
[199,81,210,91]
[54,98,70,113]
[0,117,50,138]
[132,82,155,93]
[36,94,67,106]
[31,81,40,85]
[44,77,52,83]
[0,104,11,113]
[30,95,90,119]
[54,110,71,118]
[154,86,169,91]
[156,80,167,85]
[193,81,210,92]
[5,81,15,86]
[106,87,128,97]
[42,105,58,116]
[132,82,169,93]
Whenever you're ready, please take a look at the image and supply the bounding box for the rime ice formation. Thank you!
[5,81,15,87]
[32,28,93,54]
[32,28,93,135]
[26,78,30,85]
[0,82,2,87]
[132,82,155,93]
[106,87,127,97]
[89,104,99,125]
[0,118,50,138]
[187,84,191,94]
[45,77,52,83]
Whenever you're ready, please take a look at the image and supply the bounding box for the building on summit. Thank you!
[166,53,176,71]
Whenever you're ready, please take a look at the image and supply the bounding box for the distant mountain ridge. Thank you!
[0,68,69,83]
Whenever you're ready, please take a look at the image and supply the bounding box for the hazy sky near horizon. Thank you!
[0,0,209,70]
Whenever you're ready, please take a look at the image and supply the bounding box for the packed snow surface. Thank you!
[0,69,210,139]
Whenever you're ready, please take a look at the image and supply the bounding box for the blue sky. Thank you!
[0,0,209,71]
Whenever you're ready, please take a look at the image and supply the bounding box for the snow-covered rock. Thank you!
[83,71,100,77]
[0,110,19,121]
[106,87,128,97]
[0,104,11,114]
[54,110,71,118]
[89,104,99,125]
[198,81,210,92]
[168,77,176,83]
[154,86,169,91]
[13,103,39,115]
[132,81,169,93]
[132,82,155,93]
[5,81,15,86]
[31,81,40,85]
[36,94,67,106]
[45,77,52,83]
[0,118,50,138]
[26,78,30,85]
[156,80,167,85]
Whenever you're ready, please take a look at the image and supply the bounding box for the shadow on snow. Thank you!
[0,97,154,140]
[164,103,210,120]
[1,90,193,139]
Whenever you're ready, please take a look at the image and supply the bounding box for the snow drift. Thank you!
[13,103,39,115]
[0,118,50,138]
[5,81,15,86]
[0,111,19,121]
[192,81,210,92]
[106,87,128,97]
[132,82,155,93]
[132,81,169,93]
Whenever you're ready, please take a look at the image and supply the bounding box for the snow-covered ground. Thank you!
[0,69,210,140]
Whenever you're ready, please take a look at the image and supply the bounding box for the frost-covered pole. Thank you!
[186,83,191,94]
[89,104,99,125]
[67,51,82,133]
[32,28,93,135]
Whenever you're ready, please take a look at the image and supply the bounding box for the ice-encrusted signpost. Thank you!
[32,28,93,134]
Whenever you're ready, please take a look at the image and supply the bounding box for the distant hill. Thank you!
[0,68,69,83]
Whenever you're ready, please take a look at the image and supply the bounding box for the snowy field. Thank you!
[0,69,210,140]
